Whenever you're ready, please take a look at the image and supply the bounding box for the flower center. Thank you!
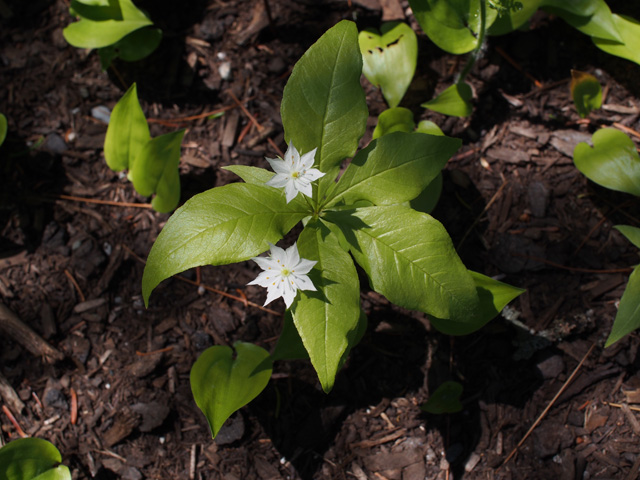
[281,268,291,277]
[291,171,300,179]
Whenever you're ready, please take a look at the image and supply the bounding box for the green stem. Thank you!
[457,0,487,83]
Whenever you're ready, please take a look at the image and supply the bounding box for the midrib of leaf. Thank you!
[332,152,426,203]
[318,27,348,168]
[357,222,466,308]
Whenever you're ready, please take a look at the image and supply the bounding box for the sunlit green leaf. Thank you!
[223,165,274,185]
[573,128,640,196]
[142,184,309,305]
[69,0,122,22]
[359,22,418,107]
[327,131,460,208]
[592,14,640,66]
[293,219,361,392]
[190,342,272,438]
[416,120,444,136]
[326,206,479,323]
[605,266,640,347]
[129,129,184,213]
[63,0,153,48]
[372,107,415,139]
[421,381,463,413]
[409,0,498,54]
[281,20,368,197]
[0,438,71,480]
[422,82,473,117]
[103,83,150,172]
[488,0,540,35]
[570,70,602,118]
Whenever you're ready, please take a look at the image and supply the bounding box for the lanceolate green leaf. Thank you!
[104,83,150,172]
[429,270,524,334]
[112,26,162,62]
[69,0,122,22]
[605,265,640,347]
[422,82,473,117]
[573,128,640,196]
[129,129,185,213]
[326,206,478,323]
[272,310,309,361]
[544,0,622,43]
[615,225,640,250]
[570,70,602,118]
[372,107,416,139]
[142,183,309,305]
[190,342,272,438]
[63,0,153,48]
[281,20,368,193]
[223,165,274,185]
[359,22,418,107]
[0,438,71,480]
[488,0,541,35]
[409,0,498,54]
[293,220,361,392]
[592,14,640,66]
[327,131,460,208]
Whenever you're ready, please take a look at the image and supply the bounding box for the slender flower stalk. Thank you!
[248,243,317,308]
[265,143,325,203]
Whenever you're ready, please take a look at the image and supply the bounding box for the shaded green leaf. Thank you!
[544,0,622,43]
[592,14,640,66]
[190,342,272,438]
[422,82,473,117]
[103,83,150,172]
[293,219,361,392]
[327,131,460,208]
[409,0,498,54]
[129,129,184,213]
[488,0,540,35]
[272,310,309,361]
[359,22,417,107]
[281,20,368,195]
[421,381,463,414]
[69,0,122,22]
[409,173,443,214]
[605,265,640,347]
[573,128,640,196]
[326,206,478,323]
[570,70,602,118]
[0,438,71,480]
[615,225,640,250]
[142,183,309,305]
[113,26,161,62]
[429,270,524,335]
[0,113,6,147]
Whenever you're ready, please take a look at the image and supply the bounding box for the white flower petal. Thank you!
[264,284,282,306]
[247,270,275,288]
[284,181,298,203]
[281,281,298,307]
[266,173,289,188]
[285,143,300,166]
[285,243,300,266]
[292,273,316,292]
[293,258,317,275]
[299,148,317,169]
[295,179,313,198]
[266,157,290,175]
[268,243,287,263]
[304,168,325,182]
[252,255,278,271]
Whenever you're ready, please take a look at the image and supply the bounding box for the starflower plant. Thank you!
[142,20,523,439]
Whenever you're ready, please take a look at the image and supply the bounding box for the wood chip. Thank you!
[621,403,640,436]
[0,371,25,413]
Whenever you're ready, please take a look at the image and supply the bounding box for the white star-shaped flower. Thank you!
[265,143,325,203]
[248,243,317,308]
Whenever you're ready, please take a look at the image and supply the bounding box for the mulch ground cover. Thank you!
[2,0,640,478]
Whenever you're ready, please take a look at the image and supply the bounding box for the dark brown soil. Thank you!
[2,1,640,479]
